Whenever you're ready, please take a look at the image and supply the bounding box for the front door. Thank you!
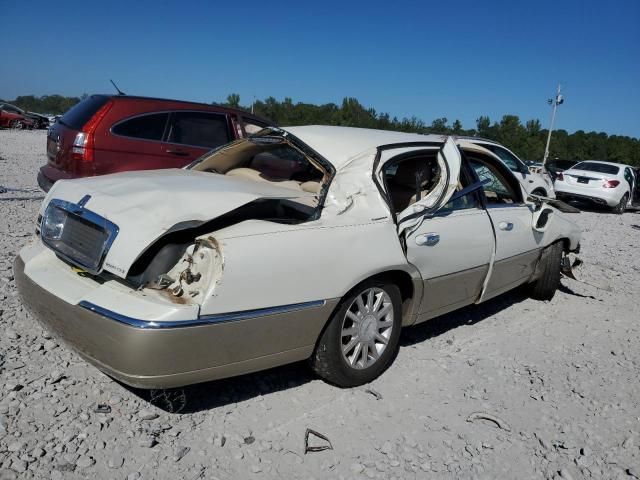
[467,156,543,300]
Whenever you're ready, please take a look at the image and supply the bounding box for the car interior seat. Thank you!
[387,158,434,212]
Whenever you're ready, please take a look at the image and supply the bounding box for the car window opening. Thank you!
[190,135,328,208]
[383,153,443,213]
[467,155,522,205]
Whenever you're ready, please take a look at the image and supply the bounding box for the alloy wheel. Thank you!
[340,287,394,370]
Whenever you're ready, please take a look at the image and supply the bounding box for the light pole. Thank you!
[542,84,564,166]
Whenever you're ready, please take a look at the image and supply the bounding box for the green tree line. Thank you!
[2,94,87,116]
[4,93,638,166]
[222,94,640,166]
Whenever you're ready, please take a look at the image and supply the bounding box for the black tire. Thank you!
[613,193,628,214]
[531,188,547,197]
[529,241,563,301]
[310,280,403,387]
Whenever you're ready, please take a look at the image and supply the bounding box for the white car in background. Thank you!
[15,126,581,389]
[460,137,556,198]
[554,160,636,214]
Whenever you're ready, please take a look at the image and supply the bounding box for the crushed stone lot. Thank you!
[1,129,639,479]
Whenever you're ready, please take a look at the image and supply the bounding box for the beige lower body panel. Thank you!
[14,256,339,389]
[415,264,489,323]
[482,249,542,301]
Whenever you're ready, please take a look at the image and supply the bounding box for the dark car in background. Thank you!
[0,103,49,129]
[38,94,272,191]
[546,159,579,181]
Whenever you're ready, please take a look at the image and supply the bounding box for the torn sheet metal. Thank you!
[527,194,581,214]
[396,137,462,236]
[322,148,389,218]
[156,236,224,304]
[561,255,582,280]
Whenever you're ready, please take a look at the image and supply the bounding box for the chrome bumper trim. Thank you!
[79,300,327,330]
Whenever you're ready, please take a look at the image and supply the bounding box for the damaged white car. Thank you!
[15,126,581,388]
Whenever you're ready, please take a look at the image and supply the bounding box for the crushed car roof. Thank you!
[283,126,445,169]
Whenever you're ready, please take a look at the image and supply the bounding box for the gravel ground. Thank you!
[1,129,639,480]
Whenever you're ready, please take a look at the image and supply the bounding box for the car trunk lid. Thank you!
[563,169,609,188]
[42,169,314,278]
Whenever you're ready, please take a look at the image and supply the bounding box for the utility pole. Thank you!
[542,83,564,166]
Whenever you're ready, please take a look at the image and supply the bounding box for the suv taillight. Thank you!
[71,132,91,161]
[556,172,564,181]
[603,180,620,188]
[71,100,114,162]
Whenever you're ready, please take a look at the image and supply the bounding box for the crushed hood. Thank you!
[43,169,313,277]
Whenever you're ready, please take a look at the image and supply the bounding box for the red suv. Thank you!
[38,94,272,191]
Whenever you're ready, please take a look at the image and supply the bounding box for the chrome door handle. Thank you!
[498,221,514,231]
[415,233,440,246]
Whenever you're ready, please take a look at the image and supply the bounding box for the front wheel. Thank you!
[613,193,628,214]
[529,241,563,301]
[310,280,402,387]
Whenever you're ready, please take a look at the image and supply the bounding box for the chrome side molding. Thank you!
[79,300,327,330]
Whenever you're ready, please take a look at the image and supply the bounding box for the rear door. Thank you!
[160,111,233,163]
[379,138,495,319]
[103,112,170,173]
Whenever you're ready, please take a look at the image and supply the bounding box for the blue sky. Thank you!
[1,0,638,136]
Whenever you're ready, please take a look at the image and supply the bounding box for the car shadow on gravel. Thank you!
[120,362,316,414]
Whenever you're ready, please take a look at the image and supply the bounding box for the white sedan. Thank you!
[554,160,636,213]
[459,137,556,198]
[15,126,581,388]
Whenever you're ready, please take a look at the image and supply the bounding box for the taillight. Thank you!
[603,180,620,188]
[71,100,114,163]
[72,132,91,161]
[556,172,564,181]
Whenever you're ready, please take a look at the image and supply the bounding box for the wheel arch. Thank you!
[334,267,423,328]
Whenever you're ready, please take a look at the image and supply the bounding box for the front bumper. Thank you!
[14,256,337,388]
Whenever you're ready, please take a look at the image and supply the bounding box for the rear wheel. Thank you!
[613,193,628,214]
[529,241,563,301]
[310,280,402,387]
[531,188,547,197]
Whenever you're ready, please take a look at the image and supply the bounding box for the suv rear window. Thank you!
[166,112,230,148]
[574,162,619,175]
[112,113,169,141]
[59,95,110,130]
